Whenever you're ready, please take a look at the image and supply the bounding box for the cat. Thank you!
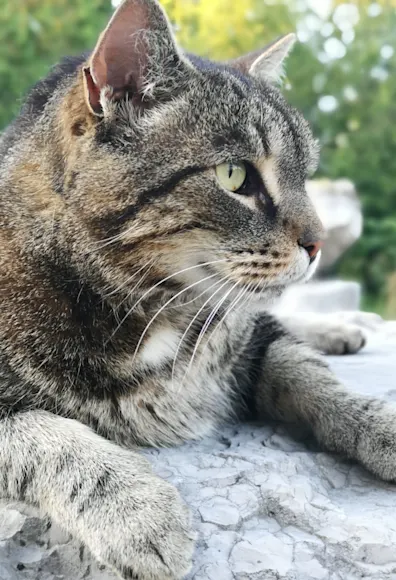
[0,1,391,579]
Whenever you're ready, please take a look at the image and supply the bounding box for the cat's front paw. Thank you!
[80,473,194,580]
[312,322,366,355]
[354,403,396,483]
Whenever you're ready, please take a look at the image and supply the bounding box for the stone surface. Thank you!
[275,280,362,314]
[1,322,396,580]
[307,178,363,271]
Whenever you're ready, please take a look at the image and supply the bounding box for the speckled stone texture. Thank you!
[1,320,396,580]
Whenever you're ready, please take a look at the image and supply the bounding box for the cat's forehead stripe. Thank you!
[216,70,314,175]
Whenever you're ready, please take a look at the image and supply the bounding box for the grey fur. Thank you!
[0,1,393,579]
[279,313,367,354]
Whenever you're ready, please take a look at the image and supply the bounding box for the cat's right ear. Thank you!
[83,0,187,116]
[229,34,296,85]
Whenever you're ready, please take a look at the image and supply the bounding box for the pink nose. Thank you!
[302,240,323,263]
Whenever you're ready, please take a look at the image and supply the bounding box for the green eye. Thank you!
[216,162,247,192]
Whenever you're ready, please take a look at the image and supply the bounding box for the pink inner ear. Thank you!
[83,67,102,115]
[90,0,151,95]
[228,48,266,76]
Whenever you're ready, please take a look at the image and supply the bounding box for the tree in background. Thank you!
[289,1,396,316]
[2,0,396,315]
[0,0,112,128]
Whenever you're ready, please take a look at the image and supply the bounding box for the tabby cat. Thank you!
[0,1,392,579]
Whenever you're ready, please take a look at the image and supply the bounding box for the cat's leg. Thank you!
[0,410,193,579]
[277,312,366,355]
[244,314,396,482]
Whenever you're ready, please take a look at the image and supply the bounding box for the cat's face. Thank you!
[63,0,323,306]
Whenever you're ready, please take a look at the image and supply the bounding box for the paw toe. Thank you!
[345,327,366,354]
[320,325,367,355]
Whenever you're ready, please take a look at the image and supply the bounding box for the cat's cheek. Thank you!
[270,250,310,287]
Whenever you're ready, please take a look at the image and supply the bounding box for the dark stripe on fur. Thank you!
[70,480,84,502]
[96,166,205,237]
[232,314,288,418]
[77,469,112,514]
[16,467,35,500]
[114,221,207,253]
[148,540,167,566]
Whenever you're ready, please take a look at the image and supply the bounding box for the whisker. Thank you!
[166,277,226,311]
[102,247,214,300]
[106,259,228,344]
[171,277,231,389]
[196,283,252,371]
[126,259,228,314]
[245,278,265,309]
[129,272,221,364]
[114,262,157,311]
[235,280,258,312]
[182,281,240,383]
[104,258,156,299]
[220,284,251,324]
[88,225,134,252]
[111,260,227,338]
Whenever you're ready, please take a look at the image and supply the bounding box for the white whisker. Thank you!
[128,259,228,312]
[182,281,240,383]
[88,228,131,252]
[114,262,157,311]
[236,281,258,312]
[196,283,252,370]
[166,278,225,311]
[171,277,231,389]
[105,259,156,300]
[106,259,228,344]
[129,272,221,364]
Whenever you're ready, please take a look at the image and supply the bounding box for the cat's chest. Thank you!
[111,325,185,378]
[138,326,182,368]
[77,314,253,446]
[124,311,251,376]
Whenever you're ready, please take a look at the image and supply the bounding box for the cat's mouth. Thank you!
[174,248,320,310]
[305,249,321,280]
[200,250,319,292]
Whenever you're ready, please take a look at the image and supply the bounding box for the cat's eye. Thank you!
[215,160,274,213]
[216,162,247,193]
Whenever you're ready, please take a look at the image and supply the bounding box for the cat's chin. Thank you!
[240,284,287,311]
[244,261,319,309]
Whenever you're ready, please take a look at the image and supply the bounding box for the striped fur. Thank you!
[0,1,394,578]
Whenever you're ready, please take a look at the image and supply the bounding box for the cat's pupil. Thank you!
[228,163,233,179]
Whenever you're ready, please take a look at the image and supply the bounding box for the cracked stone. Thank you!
[0,510,26,541]
[199,498,240,529]
[230,532,293,576]
[295,558,329,579]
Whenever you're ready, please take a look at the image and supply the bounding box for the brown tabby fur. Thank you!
[0,1,394,579]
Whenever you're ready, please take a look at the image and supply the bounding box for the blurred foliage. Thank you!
[2,0,396,314]
[0,0,112,127]
[162,0,293,58]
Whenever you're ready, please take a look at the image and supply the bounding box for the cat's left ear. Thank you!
[83,0,188,116]
[229,33,296,84]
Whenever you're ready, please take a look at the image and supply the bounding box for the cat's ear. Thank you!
[229,33,296,84]
[83,0,186,116]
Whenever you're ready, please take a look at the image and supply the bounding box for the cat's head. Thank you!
[60,0,323,306]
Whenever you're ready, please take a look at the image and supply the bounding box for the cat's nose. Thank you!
[299,239,323,264]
